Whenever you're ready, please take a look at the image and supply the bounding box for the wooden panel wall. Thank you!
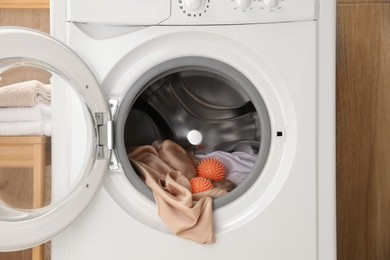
[0,6,50,260]
[336,1,390,260]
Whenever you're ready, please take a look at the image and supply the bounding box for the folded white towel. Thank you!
[0,121,52,136]
[0,104,51,122]
[0,80,51,107]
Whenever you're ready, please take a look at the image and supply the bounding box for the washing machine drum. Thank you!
[124,70,261,153]
[117,58,271,207]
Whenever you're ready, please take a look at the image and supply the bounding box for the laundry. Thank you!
[195,147,258,186]
[0,104,51,122]
[0,120,51,136]
[128,140,234,244]
[0,80,51,107]
[0,81,52,136]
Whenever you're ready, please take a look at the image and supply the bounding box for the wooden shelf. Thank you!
[0,0,49,9]
[0,136,51,260]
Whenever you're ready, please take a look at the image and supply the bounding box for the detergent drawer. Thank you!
[66,0,171,25]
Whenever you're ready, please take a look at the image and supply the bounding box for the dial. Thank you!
[263,0,279,9]
[235,0,252,9]
[183,0,205,11]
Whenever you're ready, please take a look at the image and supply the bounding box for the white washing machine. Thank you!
[0,0,336,259]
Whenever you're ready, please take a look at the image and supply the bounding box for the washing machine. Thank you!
[0,0,336,259]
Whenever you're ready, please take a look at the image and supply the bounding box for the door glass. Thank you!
[0,59,92,219]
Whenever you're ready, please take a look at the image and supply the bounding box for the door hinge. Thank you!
[95,112,113,160]
[108,99,119,170]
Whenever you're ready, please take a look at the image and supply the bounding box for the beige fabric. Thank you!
[0,80,51,107]
[128,140,235,244]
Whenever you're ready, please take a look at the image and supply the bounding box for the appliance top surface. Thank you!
[66,0,318,25]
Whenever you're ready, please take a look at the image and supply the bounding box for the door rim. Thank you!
[0,27,109,251]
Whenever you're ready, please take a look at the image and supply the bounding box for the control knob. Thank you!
[183,0,205,11]
[263,0,279,9]
[235,0,252,9]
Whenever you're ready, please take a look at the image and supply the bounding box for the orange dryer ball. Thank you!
[190,177,214,194]
[196,158,226,182]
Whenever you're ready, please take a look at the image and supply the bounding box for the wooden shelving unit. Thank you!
[0,136,51,260]
[0,3,50,260]
[0,0,49,9]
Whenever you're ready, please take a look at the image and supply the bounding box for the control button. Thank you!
[183,0,205,11]
[235,0,252,9]
[263,0,279,9]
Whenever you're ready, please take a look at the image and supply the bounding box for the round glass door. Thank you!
[0,28,109,251]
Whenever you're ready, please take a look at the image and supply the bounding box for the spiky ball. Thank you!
[190,177,214,194]
[196,158,226,182]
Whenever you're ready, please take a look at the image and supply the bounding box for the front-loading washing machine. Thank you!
[0,0,336,259]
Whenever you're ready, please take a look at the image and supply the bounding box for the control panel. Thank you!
[163,0,318,25]
[67,0,317,26]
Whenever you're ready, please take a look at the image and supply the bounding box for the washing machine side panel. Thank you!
[317,0,337,259]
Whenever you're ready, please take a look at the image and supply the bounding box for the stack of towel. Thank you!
[0,80,52,136]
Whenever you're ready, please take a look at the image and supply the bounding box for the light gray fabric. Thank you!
[195,147,257,186]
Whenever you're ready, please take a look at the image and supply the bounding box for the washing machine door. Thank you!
[0,28,110,251]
